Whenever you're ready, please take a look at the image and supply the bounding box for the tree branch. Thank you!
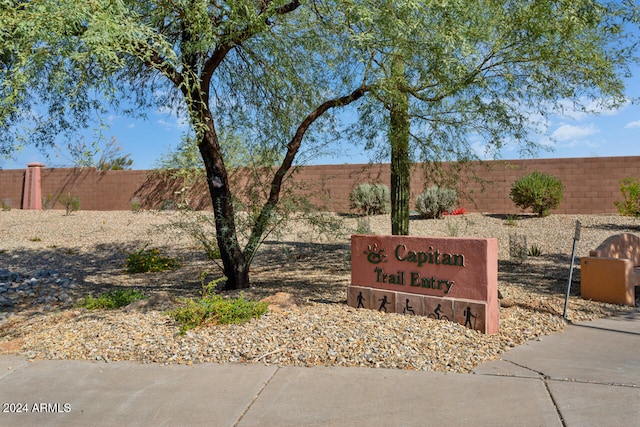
[201,0,301,93]
[243,84,369,260]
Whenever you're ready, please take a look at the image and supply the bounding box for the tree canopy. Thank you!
[1,0,638,287]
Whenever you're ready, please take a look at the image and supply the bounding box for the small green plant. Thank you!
[42,194,53,210]
[505,214,518,226]
[349,183,390,215]
[415,186,457,219]
[1,198,11,211]
[58,193,80,215]
[125,246,182,273]
[130,198,142,212]
[79,288,146,310]
[355,216,372,234]
[528,244,543,257]
[614,177,640,217]
[29,236,42,242]
[169,292,268,334]
[199,271,226,298]
[509,233,528,263]
[509,171,564,217]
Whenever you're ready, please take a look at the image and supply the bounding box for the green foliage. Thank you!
[54,136,133,170]
[415,186,457,219]
[505,214,518,227]
[1,199,11,211]
[528,244,543,257]
[42,194,53,210]
[355,216,372,234]
[125,246,182,273]
[2,0,637,291]
[509,233,528,263]
[80,288,146,310]
[58,193,80,216]
[349,183,390,215]
[130,198,142,212]
[169,293,268,334]
[614,178,640,217]
[510,171,564,218]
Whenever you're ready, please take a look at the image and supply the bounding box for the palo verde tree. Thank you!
[341,0,639,235]
[0,0,369,290]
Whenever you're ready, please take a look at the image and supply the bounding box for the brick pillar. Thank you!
[22,162,45,210]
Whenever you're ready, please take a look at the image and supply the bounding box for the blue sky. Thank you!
[1,86,639,171]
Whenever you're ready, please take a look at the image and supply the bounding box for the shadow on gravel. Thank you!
[0,242,209,303]
[498,253,584,317]
[499,252,578,294]
[0,239,353,313]
[583,222,640,233]
[248,241,351,303]
[483,213,537,220]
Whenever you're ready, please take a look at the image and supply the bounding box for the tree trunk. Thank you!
[198,124,250,290]
[389,55,410,236]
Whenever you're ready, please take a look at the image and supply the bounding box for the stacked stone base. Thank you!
[347,285,490,333]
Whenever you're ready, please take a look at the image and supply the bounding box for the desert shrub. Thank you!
[349,183,390,215]
[169,293,268,334]
[415,186,457,219]
[528,244,543,257]
[58,193,80,215]
[125,246,182,273]
[80,289,145,310]
[509,171,563,217]
[614,177,640,217]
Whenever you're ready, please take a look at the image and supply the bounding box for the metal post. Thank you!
[563,220,581,319]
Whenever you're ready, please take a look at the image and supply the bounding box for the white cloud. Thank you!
[624,119,640,129]
[554,97,628,121]
[155,104,190,130]
[551,124,599,141]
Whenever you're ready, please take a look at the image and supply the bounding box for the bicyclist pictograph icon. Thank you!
[427,303,449,321]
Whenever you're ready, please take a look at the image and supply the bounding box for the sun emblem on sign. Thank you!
[364,244,387,264]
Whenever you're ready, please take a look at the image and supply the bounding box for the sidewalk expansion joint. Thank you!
[233,366,280,427]
[545,377,639,389]
[543,378,567,427]
[501,359,548,378]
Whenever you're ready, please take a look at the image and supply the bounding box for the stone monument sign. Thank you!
[348,235,499,334]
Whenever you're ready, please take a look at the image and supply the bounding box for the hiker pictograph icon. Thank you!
[463,306,477,329]
[357,291,365,308]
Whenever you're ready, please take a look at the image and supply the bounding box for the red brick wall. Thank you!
[1,156,638,214]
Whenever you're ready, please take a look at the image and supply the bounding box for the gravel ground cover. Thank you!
[0,209,638,372]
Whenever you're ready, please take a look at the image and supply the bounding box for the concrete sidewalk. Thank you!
[0,310,638,427]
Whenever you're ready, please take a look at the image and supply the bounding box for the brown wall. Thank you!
[1,156,638,214]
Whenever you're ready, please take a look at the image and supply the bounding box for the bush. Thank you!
[58,193,80,216]
[349,183,390,215]
[614,177,640,217]
[509,171,563,217]
[80,288,146,310]
[125,246,182,273]
[415,186,457,219]
[169,293,269,334]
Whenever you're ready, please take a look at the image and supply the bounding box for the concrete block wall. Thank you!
[0,156,638,213]
[38,169,151,211]
[0,169,25,210]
